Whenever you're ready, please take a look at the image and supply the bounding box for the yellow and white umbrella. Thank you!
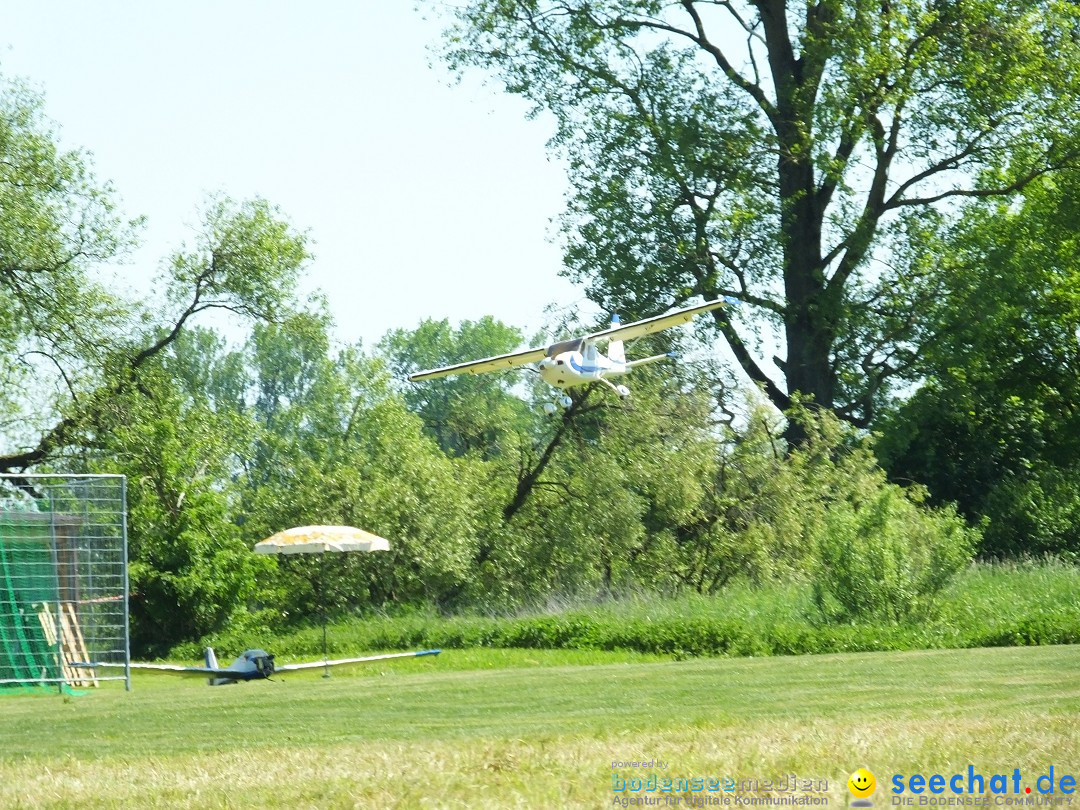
[254,525,390,556]
[254,525,390,676]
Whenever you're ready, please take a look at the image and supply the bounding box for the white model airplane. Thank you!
[408,299,725,409]
[76,647,441,685]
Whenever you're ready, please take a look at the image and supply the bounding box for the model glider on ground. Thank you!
[407,299,725,409]
[76,647,441,686]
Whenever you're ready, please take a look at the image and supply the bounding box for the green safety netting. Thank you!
[0,515,64,692]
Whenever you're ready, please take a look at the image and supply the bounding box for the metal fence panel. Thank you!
[0,474,129,691]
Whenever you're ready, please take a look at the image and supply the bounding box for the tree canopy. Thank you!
[444,0,1080,431]
[0,54,1061,654]
[379,317,534,457]
[0,72,308,476]
[878,174,1080,556]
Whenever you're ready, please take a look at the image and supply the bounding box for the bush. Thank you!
[980,466,1080,557]
[170,560,1080,662]
[812,486,977,623]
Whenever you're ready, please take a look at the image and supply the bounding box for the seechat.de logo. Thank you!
[891,766,1076,803]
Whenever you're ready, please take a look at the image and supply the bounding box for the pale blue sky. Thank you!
[0,2,589,347]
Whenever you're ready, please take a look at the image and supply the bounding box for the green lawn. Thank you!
[1,645,1076,808]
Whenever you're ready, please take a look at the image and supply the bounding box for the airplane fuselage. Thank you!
[537,350,628,389]
[207,649,277,684]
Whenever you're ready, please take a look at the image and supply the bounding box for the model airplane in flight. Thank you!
[408,299,725,408]
[76,647,441,685]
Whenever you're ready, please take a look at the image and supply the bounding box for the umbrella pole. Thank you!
[322,617,329,678]
[321,552,330,678]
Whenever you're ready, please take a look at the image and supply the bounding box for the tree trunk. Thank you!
[777,128,837,442]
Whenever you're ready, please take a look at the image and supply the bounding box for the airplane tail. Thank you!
[204,647,228,686]
[608,314,626,365]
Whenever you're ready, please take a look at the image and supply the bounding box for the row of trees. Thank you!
[444,0,1080,434]
[88,312,978,651]
[2,0,1080,650]
[438,0,1080,550]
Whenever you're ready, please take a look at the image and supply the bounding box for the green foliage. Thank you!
[177,561,1080,661]
[379,317,534,457]
[0,75,136,286]
[34,190,314,653]
[699,406,977,623]
[979,470,1080,559]
[653,401,978,620]
[93,352,266,655]
[233,313,485,614]
[461,362,730,608]
[0,65,313,487]
[163,196,307,325]
[675,404,816,591]
[812,487,976,623]
[878,175,1080,557]
[444,0,1080,425]
[0,73,140,436]
[762,408,976,623]
[166,196,306,321]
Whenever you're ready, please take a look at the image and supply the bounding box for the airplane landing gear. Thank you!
[598,377,631,399]
[542,395,574,415]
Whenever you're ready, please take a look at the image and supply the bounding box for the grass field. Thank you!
[1,645,1077,809]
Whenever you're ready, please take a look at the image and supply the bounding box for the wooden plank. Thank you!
[59,603,97,687]
[36,603,76,684]
[55,606,87,687]
[37,604,57,646]
[61,602,97,687]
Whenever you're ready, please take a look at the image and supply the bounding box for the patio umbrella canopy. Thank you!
[254,525,390,555]
[253,525,390,676]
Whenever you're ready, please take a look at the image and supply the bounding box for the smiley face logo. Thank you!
[848,768,877,799]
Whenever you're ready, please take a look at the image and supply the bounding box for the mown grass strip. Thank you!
[1,646,1077,809]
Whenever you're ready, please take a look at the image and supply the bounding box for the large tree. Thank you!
[232,313,485,611]
[0,72,306,474]
[0,74,138,461]
[91,330,262,654]
[445,0,1080,430]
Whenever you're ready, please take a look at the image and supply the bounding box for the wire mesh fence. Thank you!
[0,474,128,692]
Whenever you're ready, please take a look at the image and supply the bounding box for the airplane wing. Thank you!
[407,300,723,381]
[275,649,442,672]
[584,299,725,345]
[408,347,548,381]
[71,661,232,677]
